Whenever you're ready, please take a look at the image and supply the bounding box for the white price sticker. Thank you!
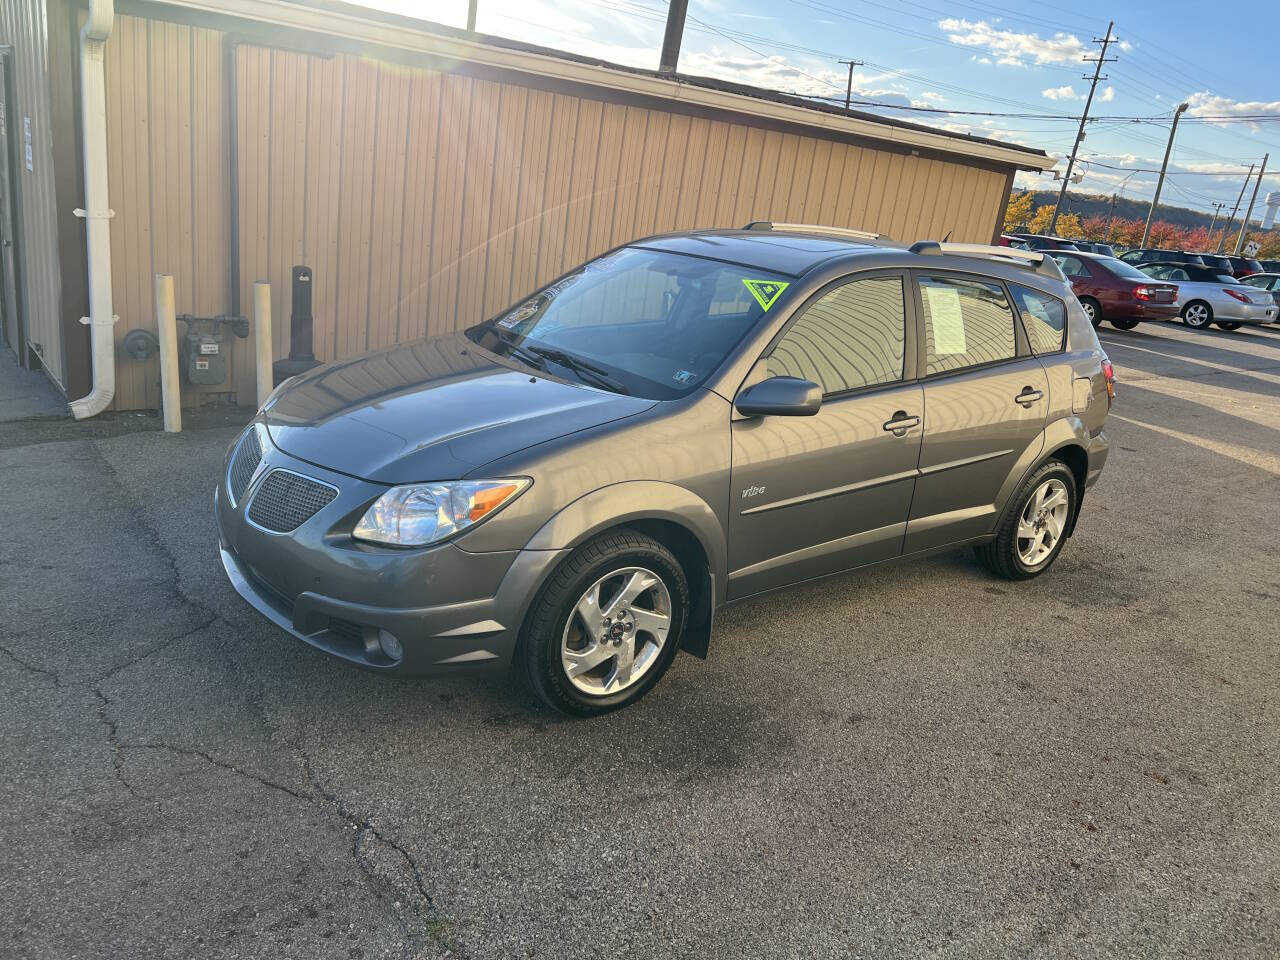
[924,286,966,354]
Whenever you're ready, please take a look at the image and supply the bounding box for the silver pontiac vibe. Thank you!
[216,226,1112,715]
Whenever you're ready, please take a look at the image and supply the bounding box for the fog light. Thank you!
[378,629,403,661]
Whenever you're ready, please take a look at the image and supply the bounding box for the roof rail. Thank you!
[909,240,1065,280]
[743,221,891,242]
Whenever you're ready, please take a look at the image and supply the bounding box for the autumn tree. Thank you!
[1027,204,1082,238]
[1003,191,1034,232]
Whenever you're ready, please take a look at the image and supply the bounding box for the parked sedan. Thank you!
[1260,259,1280,273]
[1241,273,1280,310]
[1049,250,1179,329]
[1119,248,1205,266]
[1137,261,1278,330]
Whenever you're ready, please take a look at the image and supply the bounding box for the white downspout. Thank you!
[69,0,116,419]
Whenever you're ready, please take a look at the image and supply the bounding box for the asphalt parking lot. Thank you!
[2,319,1278,959]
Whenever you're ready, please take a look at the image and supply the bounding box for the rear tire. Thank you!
[519,529,689,716]
[1182,300,1213,329]
[1216,321,1242,331]
[975,460,1078,581]
[1110,317,1140,330]
[1080,297,1102,328]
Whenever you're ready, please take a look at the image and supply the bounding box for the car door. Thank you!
[903,272,1049,554]
[1054,253,1097,303]
[727,271,922,600]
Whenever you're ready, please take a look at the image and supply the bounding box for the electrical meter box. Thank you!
[182,332,226,385]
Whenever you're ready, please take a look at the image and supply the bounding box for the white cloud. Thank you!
[920,91,945,102]
[1042,85,1079,101]
[939,18,1090,67]
[1186,89,1280,119]
[1098,85,1115,103]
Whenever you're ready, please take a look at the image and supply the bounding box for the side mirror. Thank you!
[735,376,822,417]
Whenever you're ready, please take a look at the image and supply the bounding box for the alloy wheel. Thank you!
[1184,303,1211,328]
[560,567,672,696]
[1016,478,1069,568]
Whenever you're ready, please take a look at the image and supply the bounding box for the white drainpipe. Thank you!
[69,0,116,420]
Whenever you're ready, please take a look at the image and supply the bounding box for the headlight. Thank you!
[258,376,296,414]
[352,479,531,547]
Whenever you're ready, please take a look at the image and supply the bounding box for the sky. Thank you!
[354,0,1280,222]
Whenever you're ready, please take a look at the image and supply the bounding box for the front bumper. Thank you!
[215,433,566,676]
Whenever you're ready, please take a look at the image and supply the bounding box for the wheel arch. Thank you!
[522,481,726,659]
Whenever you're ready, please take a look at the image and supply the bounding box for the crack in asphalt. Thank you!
[81,437,465,957]
[0,642,61,686]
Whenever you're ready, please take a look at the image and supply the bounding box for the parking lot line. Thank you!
[1098,337,1280,386]
[1109,413,1280,475]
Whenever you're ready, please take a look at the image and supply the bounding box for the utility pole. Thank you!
[1206,201,1226,241]
[1105,192,1120,241]
[658,0,689,74]
[1216,164,1255,253]
[1234,152,1268,254]
[838,59,864,110]
[1048,21,1117,235]
[466,0,477,31]
[1141,101,1189,247]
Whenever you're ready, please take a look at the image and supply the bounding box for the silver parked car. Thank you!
[1137,261,1277,330]
[1241,273,1280,313]
[216,227,1114,715]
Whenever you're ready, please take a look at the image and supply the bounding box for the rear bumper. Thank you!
[1215,302,1276,324]
[1085,429,1109,489]
[1107,300,1180,321]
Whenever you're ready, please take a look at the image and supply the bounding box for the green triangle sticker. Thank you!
[742,278,790,311]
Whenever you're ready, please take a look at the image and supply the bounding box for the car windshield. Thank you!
[1102,258,1154,281]
[467,247,793,400]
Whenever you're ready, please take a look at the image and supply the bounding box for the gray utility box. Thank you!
[182,331,226,385]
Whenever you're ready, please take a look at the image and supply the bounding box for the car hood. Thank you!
[264,333,656,483]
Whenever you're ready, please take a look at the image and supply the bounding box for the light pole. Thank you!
[1234,153,1268,254]
[1141,102,1188,247]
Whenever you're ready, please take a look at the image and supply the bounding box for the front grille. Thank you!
[246,469,338,533]
[228,425,263,504]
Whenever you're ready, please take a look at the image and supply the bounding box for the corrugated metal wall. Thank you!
[101,14,1011,411]
[103,15,230,412]
[0,0,64,386]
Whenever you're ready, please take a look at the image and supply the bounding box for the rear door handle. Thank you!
[883,411,920,435]
[1015,387,1043,407]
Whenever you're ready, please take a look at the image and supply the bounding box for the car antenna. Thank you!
[942,228,953,242]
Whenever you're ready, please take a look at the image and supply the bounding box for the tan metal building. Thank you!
[0,0,1052,413]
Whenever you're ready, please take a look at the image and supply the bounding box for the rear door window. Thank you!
[1010,284,1066,355]
[767,275,906,395]
[1053,255,1088,277]
[917,275,1017,376]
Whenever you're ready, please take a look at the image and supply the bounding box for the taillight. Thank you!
[1133,286,1151,301]
[1223,288,1249,303]
[1101,357,1115,406]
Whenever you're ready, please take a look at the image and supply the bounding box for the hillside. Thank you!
[1026,190,1227,232]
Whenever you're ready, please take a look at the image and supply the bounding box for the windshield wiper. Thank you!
[488,328,548,373]
[525,346,630,395]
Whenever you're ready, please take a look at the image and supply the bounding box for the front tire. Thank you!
[1216,321,1242,331]
[975,460,1077,581]
[519,530,689,716]
[1110,317,1140,330]
[1182,300,1213,329]
[1080,297,1102,328]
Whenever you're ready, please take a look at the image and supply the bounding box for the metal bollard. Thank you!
[254,281,273,409]
[154,274,181,433]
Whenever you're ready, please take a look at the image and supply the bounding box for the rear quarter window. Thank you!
[1010,284,1066,355]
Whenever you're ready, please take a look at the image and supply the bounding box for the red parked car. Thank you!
[1223,255,1263,278]
[1049,250,1179,329]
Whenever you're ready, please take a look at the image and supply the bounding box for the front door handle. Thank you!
[1015,387,1043,407]
[883,411,920,435]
